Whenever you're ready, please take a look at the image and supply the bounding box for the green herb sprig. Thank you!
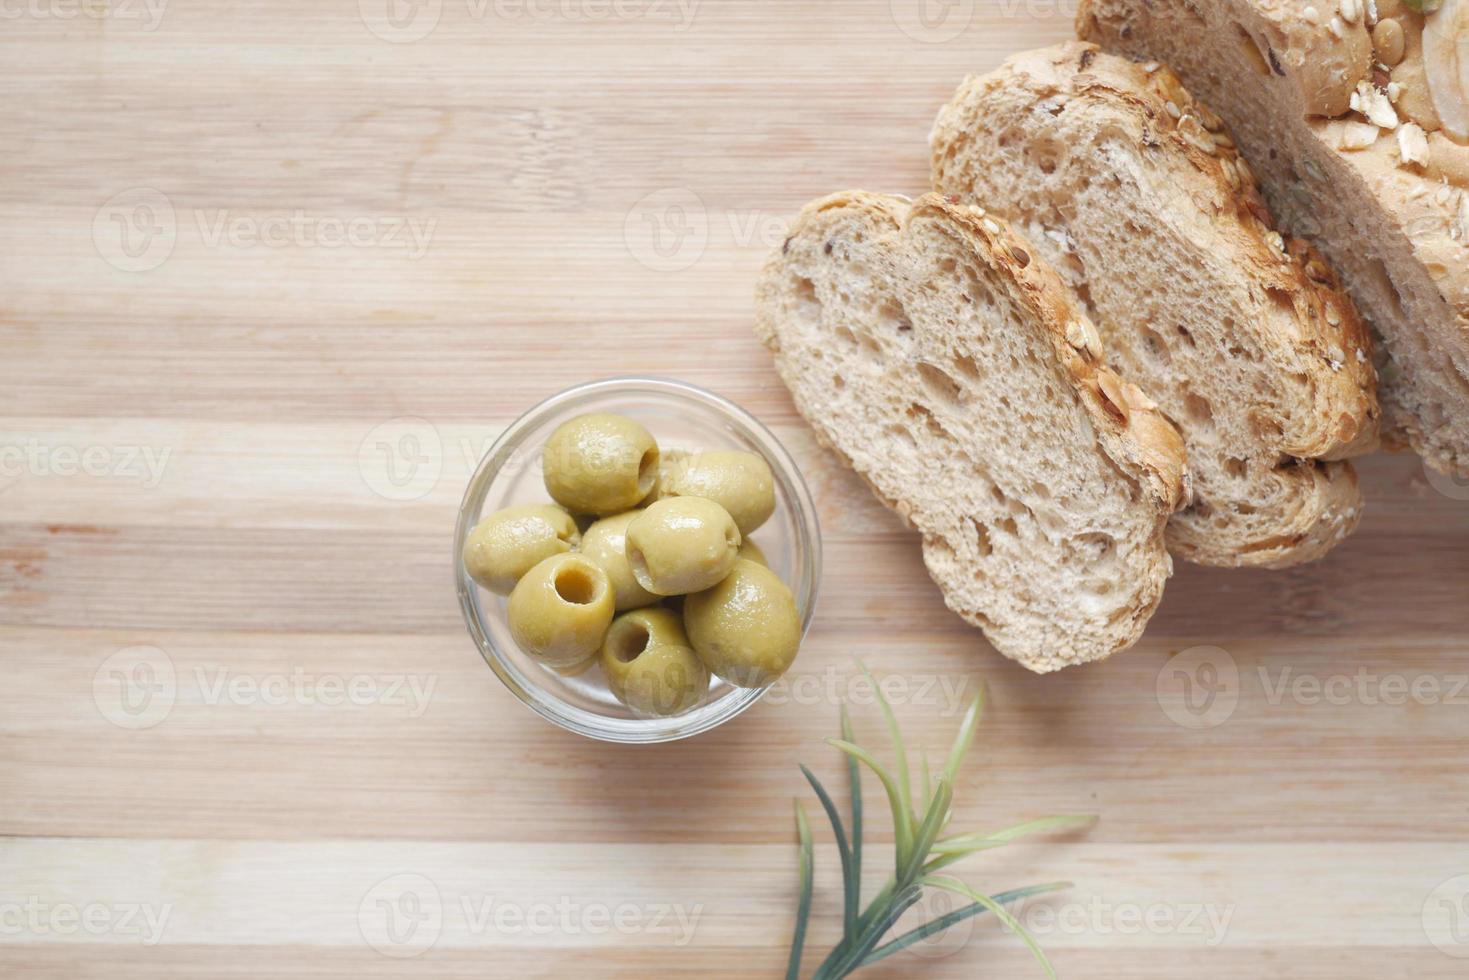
[785,666,1095,979]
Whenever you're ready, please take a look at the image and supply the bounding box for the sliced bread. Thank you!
[931,42,1380,569]
[754,191,1188,673]
[1078,0,1469,478]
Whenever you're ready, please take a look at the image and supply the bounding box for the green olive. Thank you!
[600,608,709,716]
[737,537,768,567]
[684,559,801,688]
[543,413,660,515]
[507,553,615,670]
[463,504,580,594]
[625,496,741,596]
[580,510,661,611]
[659,450,776,535]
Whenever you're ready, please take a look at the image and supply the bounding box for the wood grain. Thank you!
[2,1,1468,976]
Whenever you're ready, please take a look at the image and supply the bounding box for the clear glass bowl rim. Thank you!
[453,376,822,744]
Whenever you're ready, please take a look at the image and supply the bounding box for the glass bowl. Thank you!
[454,377,822,743]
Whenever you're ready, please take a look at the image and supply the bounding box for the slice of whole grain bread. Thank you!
[1079,0,1469,479]
[931,42,1380,569]
[755,191,1187,673]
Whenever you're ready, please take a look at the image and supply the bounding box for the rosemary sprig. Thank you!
[785,667,1095,978]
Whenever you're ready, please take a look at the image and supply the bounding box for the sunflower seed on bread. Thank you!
[1079,0,1469,479]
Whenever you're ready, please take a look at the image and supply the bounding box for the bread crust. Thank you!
[1080,0,1469,477]
[756,190,1187,673]
[931,41,1378,567]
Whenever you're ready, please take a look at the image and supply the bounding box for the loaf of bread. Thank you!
[931,42,1379,568]
[1079,0,1469,478]
[755,191,1188,672]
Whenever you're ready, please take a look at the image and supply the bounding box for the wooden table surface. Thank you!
[4,1,1469,977]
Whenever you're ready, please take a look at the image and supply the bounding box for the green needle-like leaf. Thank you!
[818,885,924,980]
[899,779,953,886]
[933,815,1099,854]
[926,815,1098,874]
[786,802,814,980]
[860,662,913,823]
[942,688,985,785]
[858,881,1073,967]
[840,705,862,900]
[919,751,934,813]
[827,738,915,873]
[800,764,858,943]
[923,874,1059,980]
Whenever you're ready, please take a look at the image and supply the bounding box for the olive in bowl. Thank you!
[658,450,776,536]
[683,558,801,688]
[462,504,580,595]
[454,377,821,744]
[542,413,660,516]
[507,553,615,670]
[625,496,741,596]
[599,607,709,717]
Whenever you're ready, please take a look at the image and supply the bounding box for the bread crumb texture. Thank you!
[756,191,1186,673]
[931,42,1378,568]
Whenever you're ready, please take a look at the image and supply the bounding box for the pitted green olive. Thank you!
[463,504,580,594]
[625,496,741,596]
[580,510,660,611]
[542,413,660,515]
[599,607,709,716]
[507,553,615,669]
[684,559,801,688]
[659,450,776,535]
